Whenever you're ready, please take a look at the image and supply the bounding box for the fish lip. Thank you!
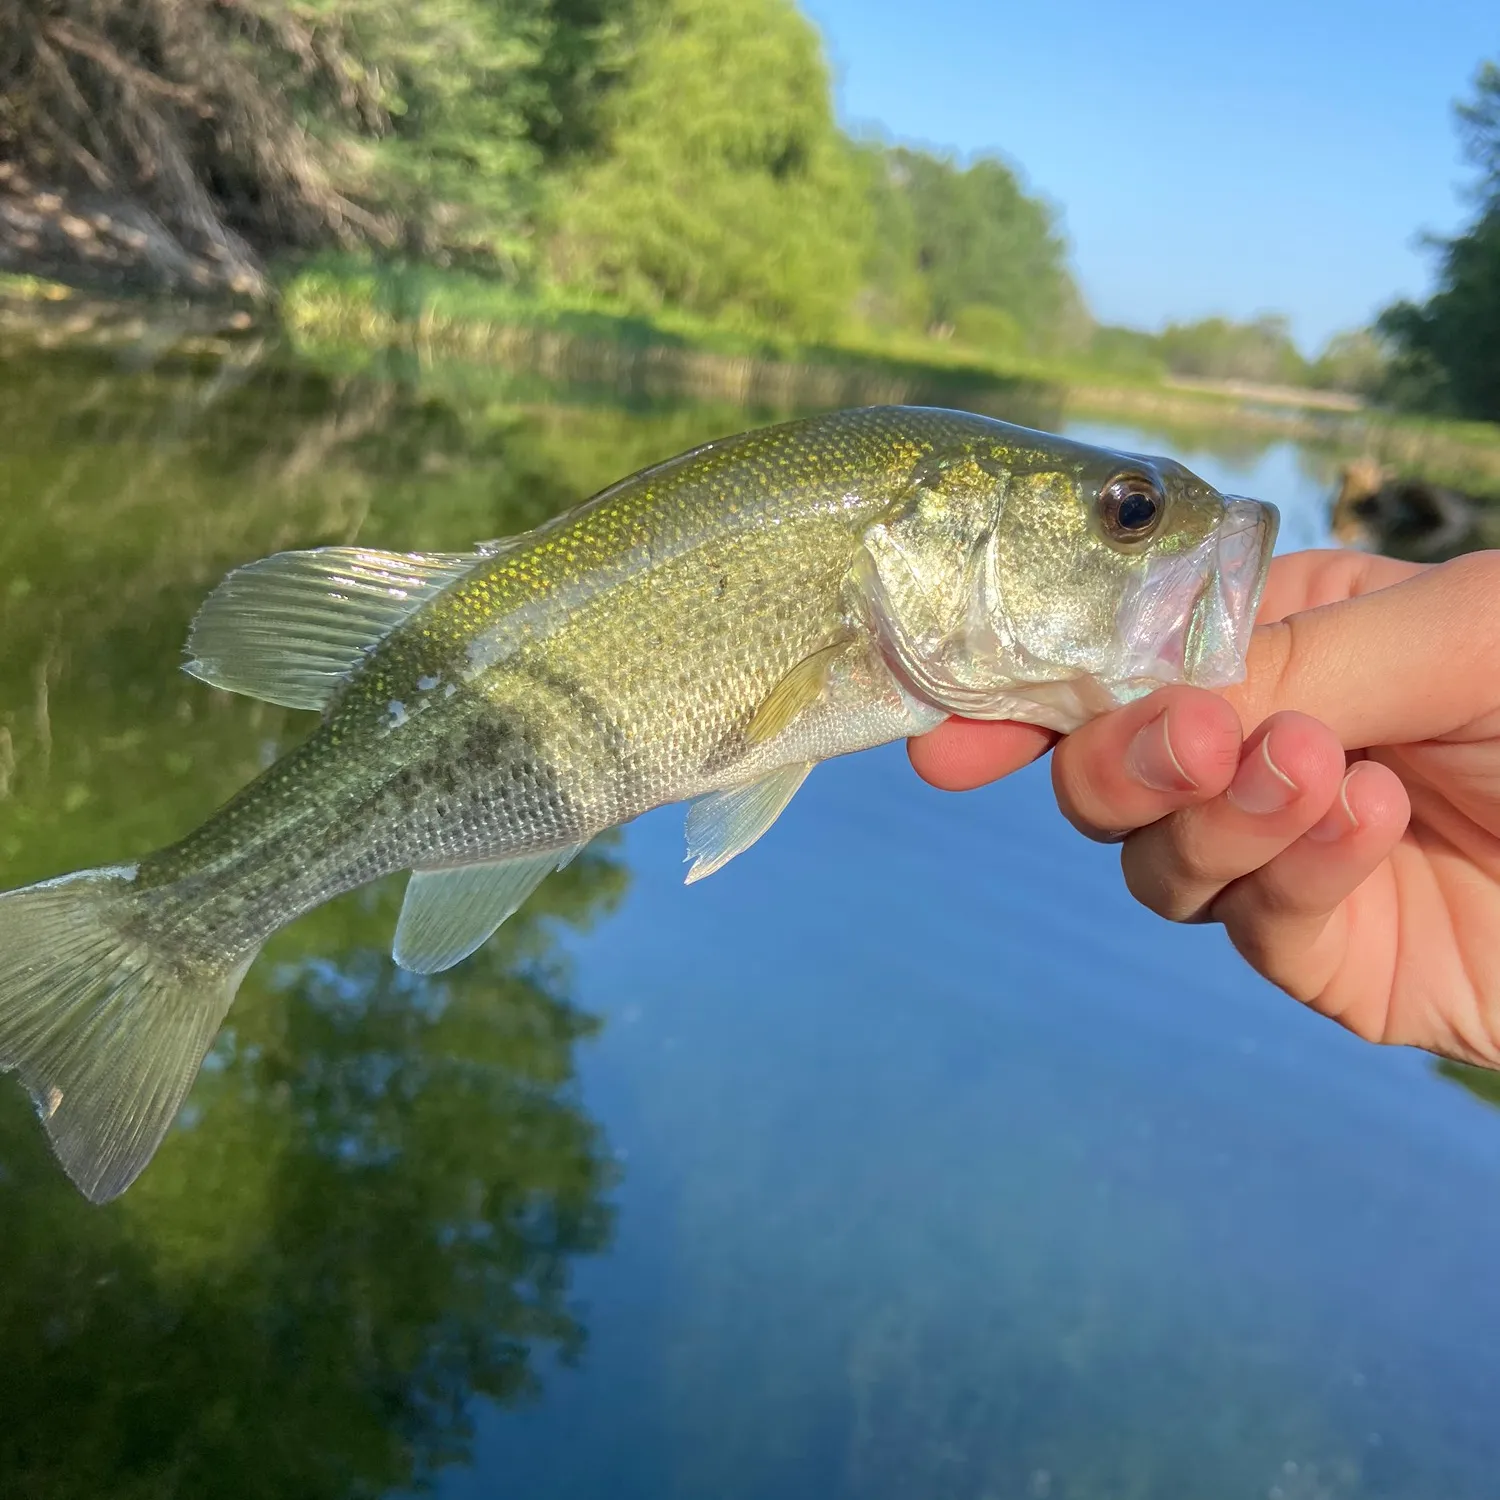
[1111,496,1279,693]
[1183,496,1279,687]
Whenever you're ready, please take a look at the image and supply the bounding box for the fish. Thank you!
[0,405,1277,1203]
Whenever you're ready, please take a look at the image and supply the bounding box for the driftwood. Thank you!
[1331,457,1476,559]
[0,0,394,299]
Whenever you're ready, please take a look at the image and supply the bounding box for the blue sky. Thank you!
[799,0,1497,351]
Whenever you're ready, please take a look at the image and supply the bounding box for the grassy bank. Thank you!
[8,259,1500,501]
[279,258,1500,497]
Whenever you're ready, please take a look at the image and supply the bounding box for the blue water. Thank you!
[2,343,1497,1500]
[444,426,1500,1498]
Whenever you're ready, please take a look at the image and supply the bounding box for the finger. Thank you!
[1120,712,1348,921]
[908,718,1056,791]
[1253,549,1427,625]
[1212,759,1411,1003]
[1049,686,1242,842]
[1229,551,1500,747]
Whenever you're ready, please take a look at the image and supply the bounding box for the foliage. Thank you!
[1154,313,1308,386]
[869,145,1085,353]
[544,0,873,338]
[1091,316,1389,394]
[1087,324,1168,380]
[1378,58,1500,421]
[1307,326,1388,395]
[0,0,1090,354]
[0,0,637,290]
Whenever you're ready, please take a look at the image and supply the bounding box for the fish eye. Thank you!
[1099,472,1165,543]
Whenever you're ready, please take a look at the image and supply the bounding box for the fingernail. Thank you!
[1306,768,1360,842]
[1226,731,1298,815]
[1125,710,1196,793]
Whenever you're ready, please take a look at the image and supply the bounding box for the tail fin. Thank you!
[0,867,255,1203]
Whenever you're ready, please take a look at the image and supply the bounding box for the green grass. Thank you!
[11,251,1498,497]
[279,254,1072,389]
[282,257,1500,498]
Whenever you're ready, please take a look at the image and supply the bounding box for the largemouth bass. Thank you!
[0,406,1277,1202]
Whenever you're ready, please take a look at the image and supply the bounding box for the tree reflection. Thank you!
[1436,1058,1500,1110]
[0,330,640,1497]
[0,857,625,1498]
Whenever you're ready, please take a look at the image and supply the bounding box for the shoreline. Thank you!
[6,266,1500,499]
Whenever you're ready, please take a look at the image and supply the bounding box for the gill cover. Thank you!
[849,459,1278,733]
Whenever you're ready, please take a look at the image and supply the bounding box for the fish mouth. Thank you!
[1184,497,1280,686]
[1114,496,1280,691]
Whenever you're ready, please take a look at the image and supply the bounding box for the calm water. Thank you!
[2,337,1498,1500]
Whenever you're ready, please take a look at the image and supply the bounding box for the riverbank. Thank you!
[279,260,1500,497]
[8,261,1500,502]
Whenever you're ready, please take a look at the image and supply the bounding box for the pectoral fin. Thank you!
[185,546,487,710]
[393,845,583,974]
[684,763,812,884]
[744,643,846,745]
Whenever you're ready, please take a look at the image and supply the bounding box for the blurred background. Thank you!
[2,4,1500,1498]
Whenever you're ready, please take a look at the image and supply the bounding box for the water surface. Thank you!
[1,337,1497,1500]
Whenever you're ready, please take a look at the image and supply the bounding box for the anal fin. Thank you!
[684,763,812,884]
[393,845,583,974]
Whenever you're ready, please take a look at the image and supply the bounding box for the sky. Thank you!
[799,0,1498,352]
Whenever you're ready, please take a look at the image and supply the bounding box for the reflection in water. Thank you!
[0,334,642,1496]
[1437,1059,1500,1110]
[0,901,622,1495]
[3,328,1498,1500]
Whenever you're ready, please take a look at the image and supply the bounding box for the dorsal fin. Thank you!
[184,546,487,710]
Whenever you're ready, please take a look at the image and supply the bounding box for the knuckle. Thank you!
[1051,745,1125,839]
[1119,835,1213,923]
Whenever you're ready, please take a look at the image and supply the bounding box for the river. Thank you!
[1,333,1497,1500]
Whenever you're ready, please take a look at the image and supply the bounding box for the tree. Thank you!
[544,0,873,339]
[1307,327,1387,395]
[0,0,639,292]
[1377,58,1500,420]
[875,146,1083,353]
[1155,314,1308,386]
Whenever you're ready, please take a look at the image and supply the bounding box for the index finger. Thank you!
[1228,551,1500,747]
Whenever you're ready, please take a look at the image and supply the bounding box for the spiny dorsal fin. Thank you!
[744,643,846,745]
[684,763,812,884]
[392,845,583,975]
[184,546,487,711]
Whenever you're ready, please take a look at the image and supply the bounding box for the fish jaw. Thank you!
[1110,496,1279,695]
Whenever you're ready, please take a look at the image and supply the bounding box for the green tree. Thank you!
[875,146,1084,353]
[1307,327,1387,394]
[1378,59,1500,420]
[545,0,873,338]
[0,0,639,290]
[1155,314,1309,386]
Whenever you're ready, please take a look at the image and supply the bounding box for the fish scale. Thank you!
[0,405,1277,1202]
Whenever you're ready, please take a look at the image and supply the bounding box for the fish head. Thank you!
[852,424,1279,731]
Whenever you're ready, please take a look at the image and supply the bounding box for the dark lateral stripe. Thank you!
[507,657,633,781]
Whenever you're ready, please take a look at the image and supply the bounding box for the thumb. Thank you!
[1226,552,1500,748]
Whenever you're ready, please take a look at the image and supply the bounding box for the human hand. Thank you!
[909,549,1500,1068]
